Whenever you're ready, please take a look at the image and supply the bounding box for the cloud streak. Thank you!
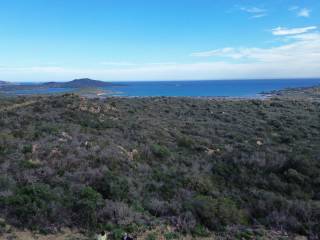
[298,8,311,17]
[271,26,317,36]
[191,27,320,64]
[239,6,267,18]
[289,6,311,18]
[1,26,319,81]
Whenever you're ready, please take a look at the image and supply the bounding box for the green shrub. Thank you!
[111,228,125,240]
[164,232,180,239]
[20,159,41,169]
[0,145,7,155]
[4,184,57,228]
[22,144,32,154]
[187,196,248,230]
[177,136,194,148]
[192,224,210,237]
[74,186,103,229]
[96,171,129,201]
[151,144,171,158]
[145,233,157,240]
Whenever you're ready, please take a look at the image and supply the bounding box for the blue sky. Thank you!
[0,0,319,82]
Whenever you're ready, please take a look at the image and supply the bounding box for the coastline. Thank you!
[1,79,320,99]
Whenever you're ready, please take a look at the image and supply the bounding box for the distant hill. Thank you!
[0,80,10,85]
[42,78,112,88]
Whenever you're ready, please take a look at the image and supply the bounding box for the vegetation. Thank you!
[0,88,320,238]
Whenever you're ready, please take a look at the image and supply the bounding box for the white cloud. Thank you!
[240,7,265,14]
[186,29,320,79]
[100,61,137,66]
[251,14,267,18]
[298,8,311,17]
[2,51,320,82]
[191,32,320,64]
[289,6,299,11]
[271,26,317,36]
[289,6,311,18]
[1,28,320,81]
[239,6,267,18]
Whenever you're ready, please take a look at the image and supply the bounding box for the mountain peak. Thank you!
[42,78,111,88]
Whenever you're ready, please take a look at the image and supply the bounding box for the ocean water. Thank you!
[6,79,320,97]
[107,79,320,97]
[12,87,73,95]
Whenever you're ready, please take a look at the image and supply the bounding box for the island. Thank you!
[0,78,123,97]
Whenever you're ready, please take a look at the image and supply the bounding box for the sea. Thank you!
[9,79,320,97]
[107,79,320,97]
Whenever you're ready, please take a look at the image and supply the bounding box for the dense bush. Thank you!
[95,171,130,202]
[151,144,171,158]
[3,184,60,229]
[73,186,103,230]
[0,91,319,237]
[186,196,248,230]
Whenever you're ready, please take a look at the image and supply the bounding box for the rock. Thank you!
[117,146,139,161]
[104,104,117,112]
[32,144,39,154]
[0,217,5,225]
[58,138,67,143]
[27,159,42,167]
[61,132,72,140]
[128,149,139,161]
[294,236,308,240]
[49,148,62,158]
[206,147,221,156]
[88,105,101,114]
[0,218,11,233]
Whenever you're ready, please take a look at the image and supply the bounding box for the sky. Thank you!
[0,0,320,82]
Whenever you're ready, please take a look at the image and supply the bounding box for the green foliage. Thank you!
[4,184,57,228]
[187,196,248,230]
[110,228,125,240]
[151,144,171,158]
[20,159,41,169]
[0,144,6,155]
[96,171,129,201]
[145,233,157,240]
[74,186,103,229]
[177,135,194,148]
[0,92,320,237]
[22,144,32,154]
[192,224,210,237]
[164,232,180,240]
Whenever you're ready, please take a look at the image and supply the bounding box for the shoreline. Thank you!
[1,80,320,99]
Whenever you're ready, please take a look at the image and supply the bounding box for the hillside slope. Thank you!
[0,90,320,239]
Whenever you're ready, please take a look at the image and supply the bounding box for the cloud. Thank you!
[1,28,320,81]
[2,59,320,82]
[289,6,299,11]
[191,48,232,57]
[271,26,317,36]
[289,6,311,17]
[100,61,137,66]
[191,31,320,64]
[240,7,265,14]
[298,8,311,17]
[239,6,267,18]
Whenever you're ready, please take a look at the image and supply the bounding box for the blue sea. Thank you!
[9,79,320,97]
[107,79,320,97]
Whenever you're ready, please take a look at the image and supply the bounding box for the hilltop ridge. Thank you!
[42,78,112,88]
[0,80,10,85]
